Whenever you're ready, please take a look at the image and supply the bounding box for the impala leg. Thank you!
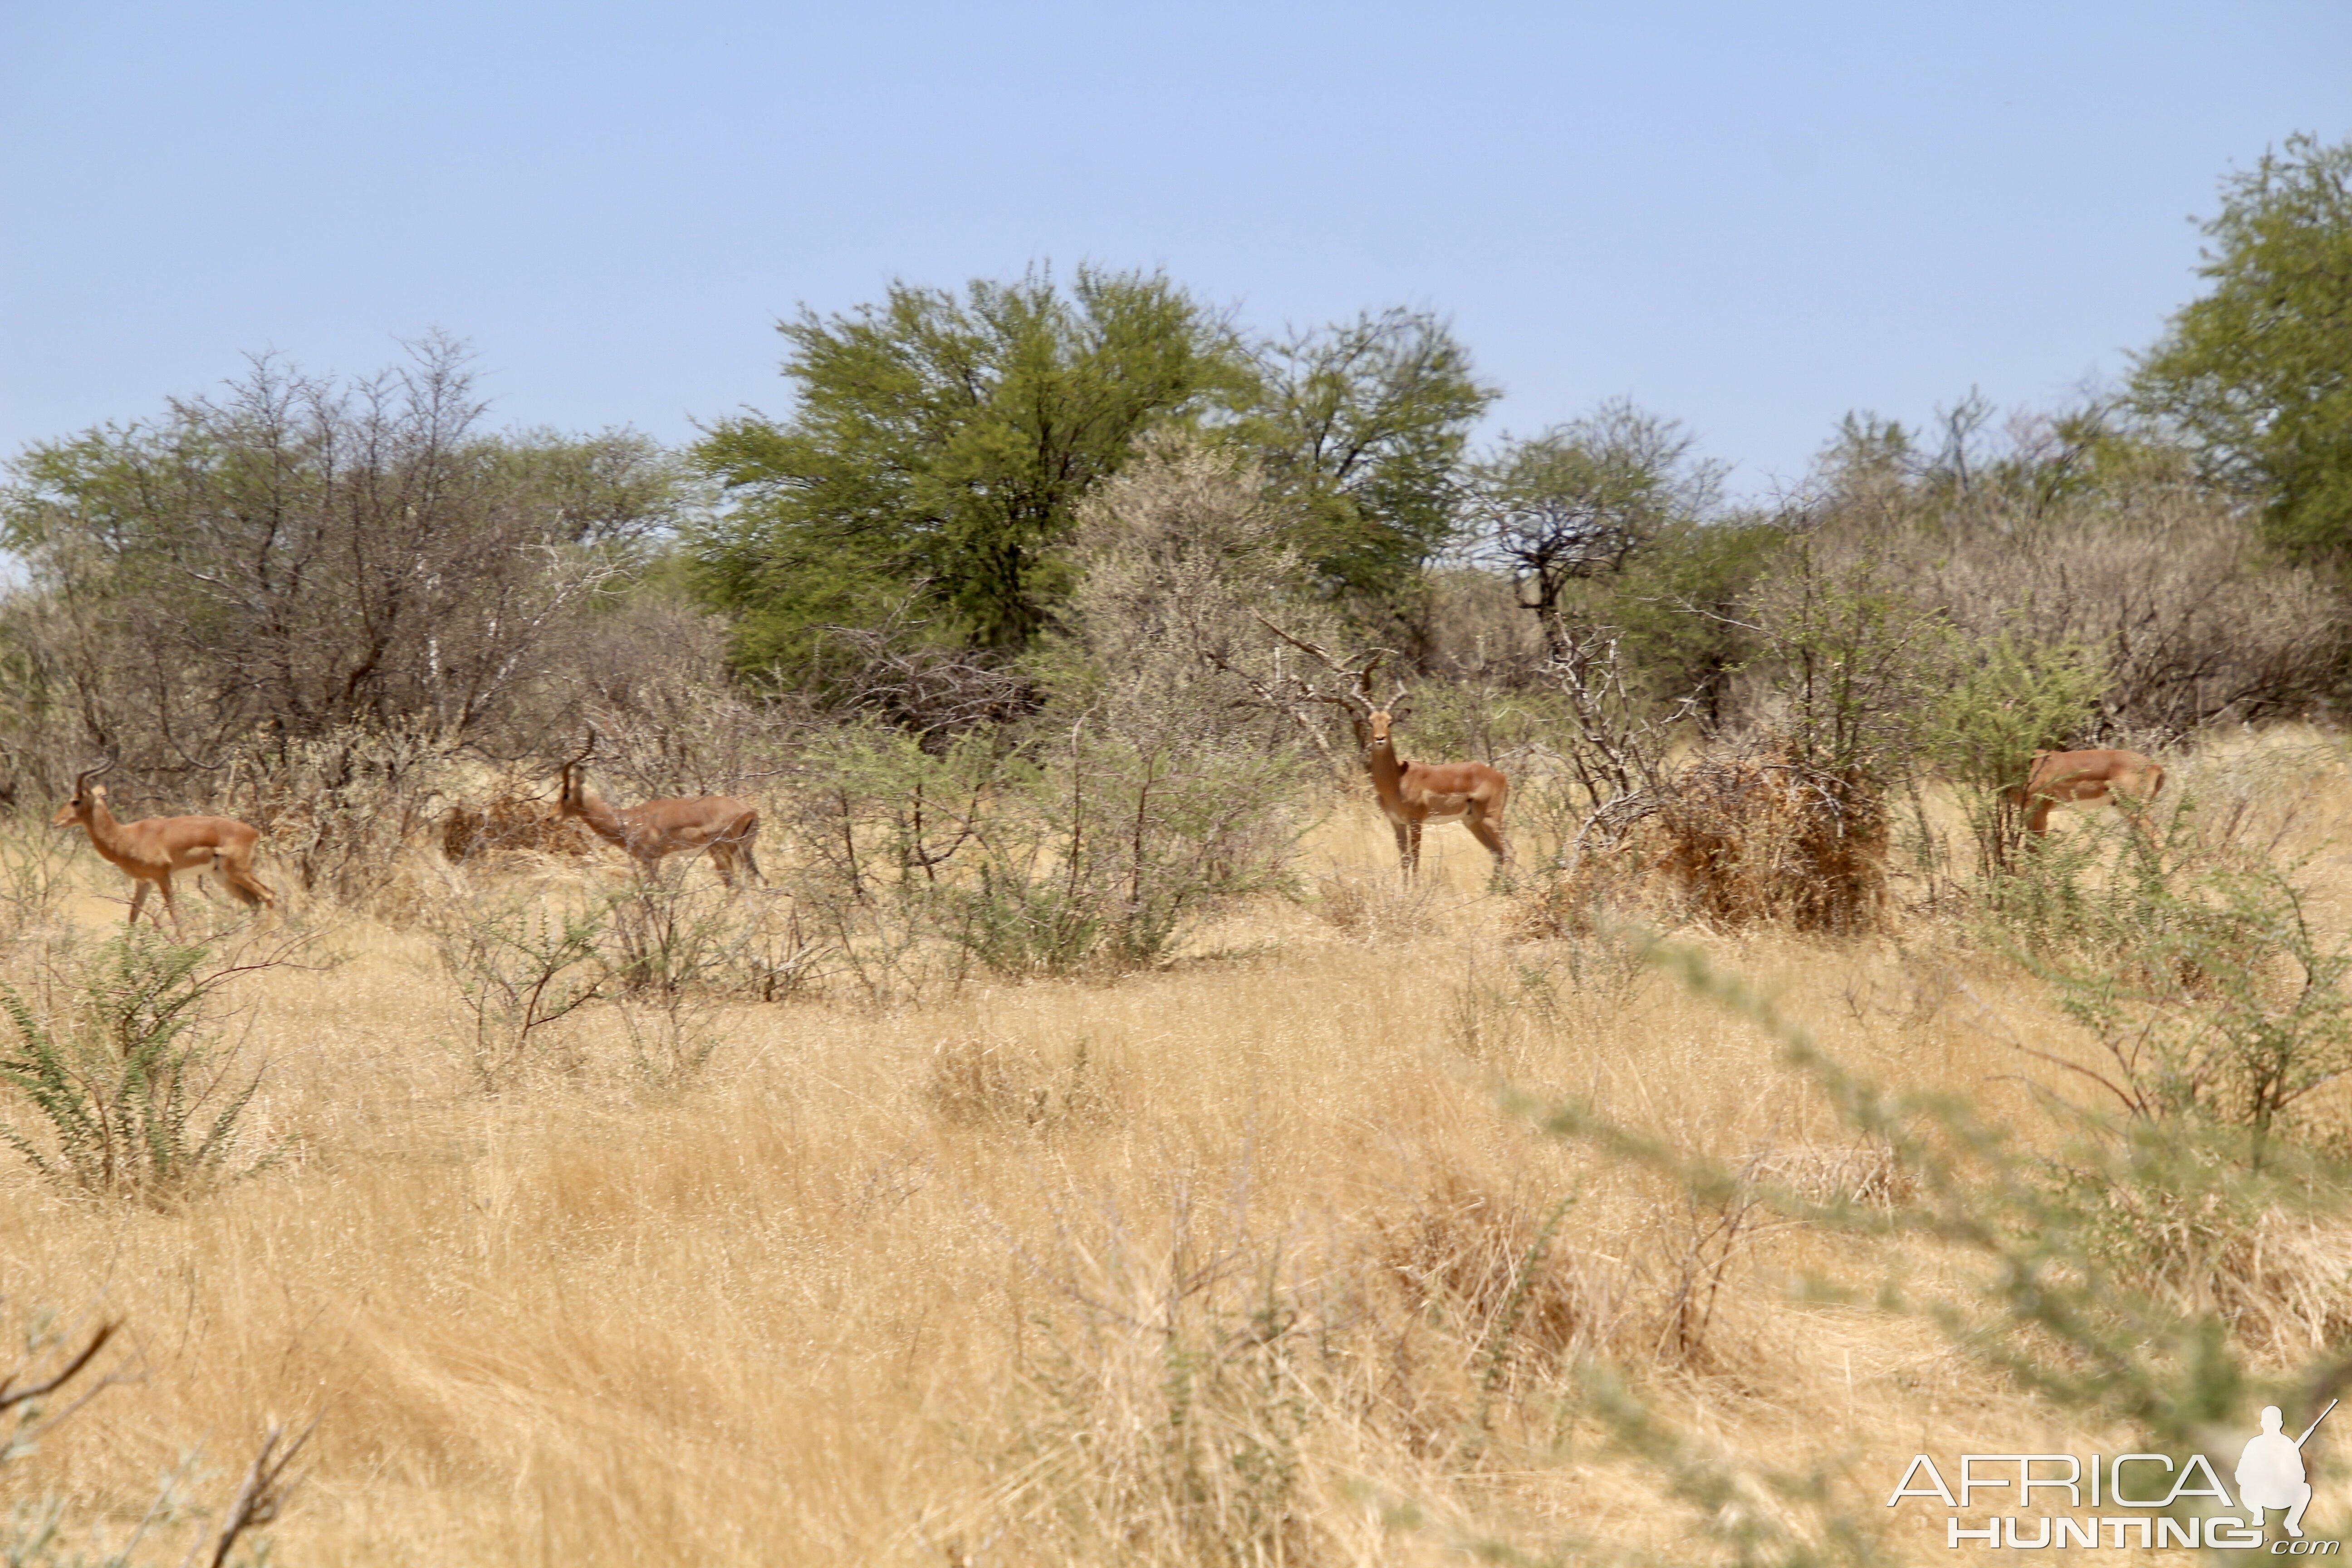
[226,858,277,915]
[1467,813,1511,870]
[154,872,185,939]
[1389,821,1410,876]
[127,880,150,927]
[1406,821,1425,877]
[709,841,738,891]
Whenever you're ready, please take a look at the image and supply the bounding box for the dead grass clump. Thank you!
[1371,1156,1783,1398]
[2067,1170,2352,1360]
[440,793,603,864]
[1375,1169,1622,1378]
[1745,1137,1912,1211]
[1507,847,1648,944]
[1308,865,1437,942]
[1651,752,1887,933]
[926,1032,1112,1133]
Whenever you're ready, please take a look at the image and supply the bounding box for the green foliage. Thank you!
[2133,132,2352,559]
[430,889,610,1089]
[2000,804,2352,1161]
[773,708,1303,988]
[0,931,280,1204]
[1245,308,1496,610]
[691,268,1253,669]
[1565,514,1784,723]
[1922,632,2108,874]
[1747,543,1952,784]
[944,721,1303,978]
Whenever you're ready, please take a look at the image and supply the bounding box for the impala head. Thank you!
[1364,682,1411,750]
[52,757,115,827]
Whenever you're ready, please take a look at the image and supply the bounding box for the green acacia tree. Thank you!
[690,269,1253,672]
[1245,308,1496,611]
[2132,133,2352,559]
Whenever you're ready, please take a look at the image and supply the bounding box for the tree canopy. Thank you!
[1466,402,1720,655]
[1,339,677,748]
[1245,309,1496,607]
[2132,132,2352,559]
[688,279,1499,676]
[689,269,1252,673]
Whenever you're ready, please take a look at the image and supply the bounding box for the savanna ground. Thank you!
[10,730,2352,1566]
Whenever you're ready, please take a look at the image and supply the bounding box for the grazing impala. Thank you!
[556,733,763,887]
[2004,747,2166,835]
[1366,706,1513,877]
[52,759,276,935]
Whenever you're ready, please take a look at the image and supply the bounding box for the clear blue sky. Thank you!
[4,1,2347,496]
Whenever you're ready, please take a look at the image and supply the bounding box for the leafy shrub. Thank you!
[430,888,610,1089]
[0,930,284,1205]
[2006,808,2352,1161]
[944,724,1301,977]
[1921,630,2109,877]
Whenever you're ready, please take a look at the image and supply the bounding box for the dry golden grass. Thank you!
[9,731,2352,1563]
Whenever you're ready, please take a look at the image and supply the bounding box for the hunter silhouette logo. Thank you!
[1885,1398,2338,1550]
[2240,1400,2334,1540]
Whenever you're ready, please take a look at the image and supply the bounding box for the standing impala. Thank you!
[2004,747,2166,835]
[1238,616,1516,880]
[52,759,276,935]
[556,734,762,887]
[1366,705,1513,877]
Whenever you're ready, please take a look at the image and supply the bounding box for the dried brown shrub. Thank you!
[1650,750,1887,933]
[440,794,603,864]
[1309,865,1439,942]
[1519,743,1889,937]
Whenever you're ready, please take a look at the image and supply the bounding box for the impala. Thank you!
[556,734,763,887]
[1239,614,1517,879]
[2004,747,2166,835]
[51,759,276,935]
[1366,706,1513,877]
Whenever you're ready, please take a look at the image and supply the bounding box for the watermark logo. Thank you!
[2243,1404,2323,1540]
[1885,1399,2337,1551]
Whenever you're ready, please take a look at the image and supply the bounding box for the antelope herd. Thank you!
[50,735,766,931]
[46,731,2163,928]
